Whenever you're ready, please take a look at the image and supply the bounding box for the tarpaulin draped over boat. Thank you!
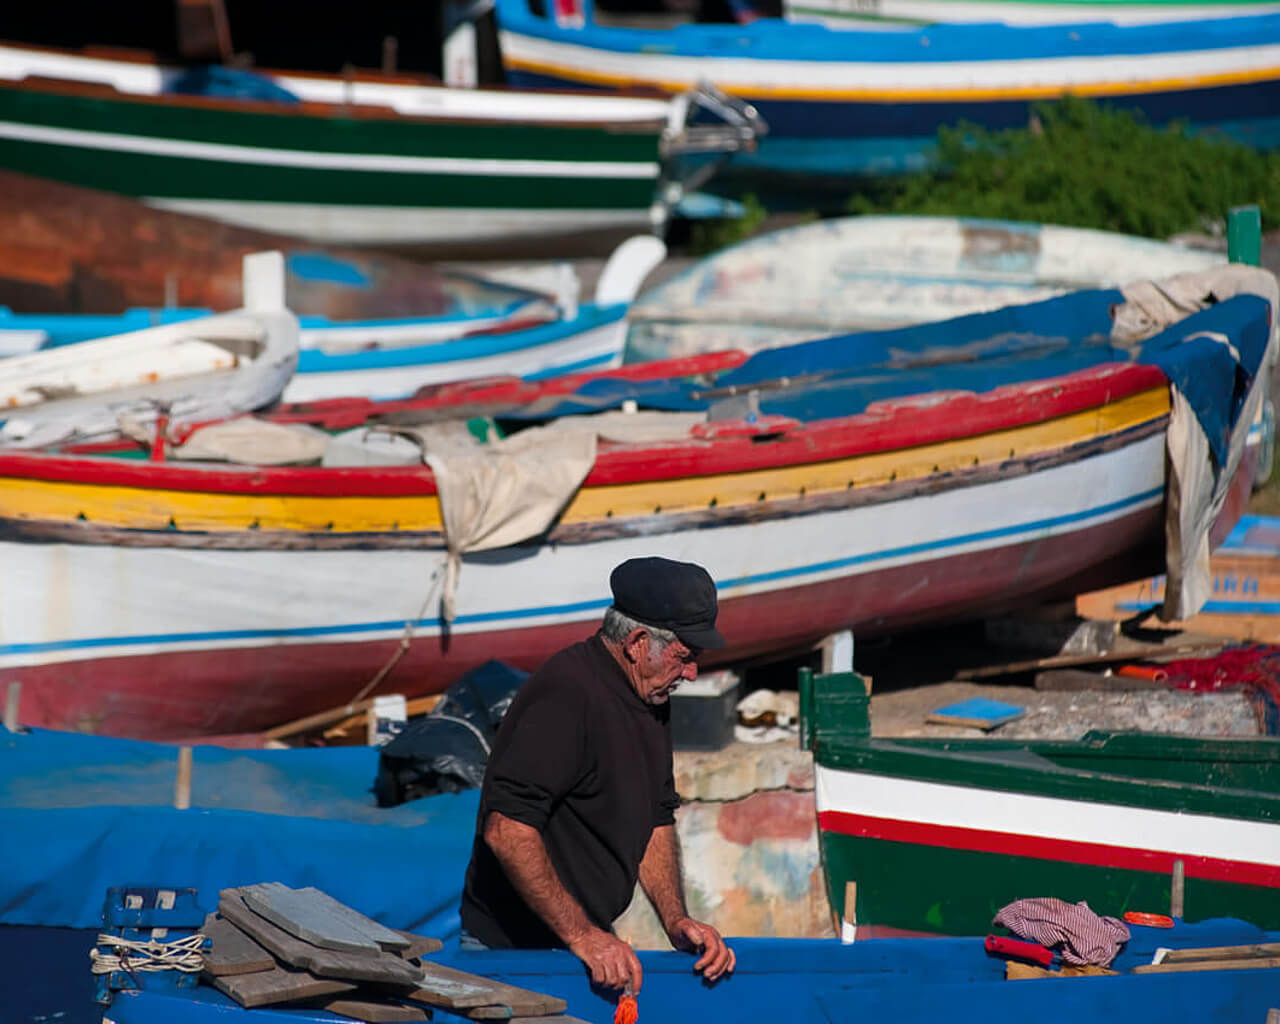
[504,269,1278,620]
[399,412,706,618]
[1114,267,1279,617]
[0,726,477,932]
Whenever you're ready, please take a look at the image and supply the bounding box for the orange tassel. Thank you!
[615,992,639,1024]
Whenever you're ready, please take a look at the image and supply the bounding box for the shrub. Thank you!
[847,96,1280,238]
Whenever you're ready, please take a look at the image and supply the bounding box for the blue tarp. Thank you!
[0,726,477,932]
[166,66,300,104]
[516,292,1272,468]
[91,918,1280,1024]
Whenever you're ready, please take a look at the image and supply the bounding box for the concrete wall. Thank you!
[614,740,835,947]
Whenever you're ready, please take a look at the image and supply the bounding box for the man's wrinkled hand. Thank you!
[667,916,735,981]
[568,927,643,993]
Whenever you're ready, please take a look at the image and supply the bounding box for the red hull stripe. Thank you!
[818,809,1280,889]
[0,362,1165,496]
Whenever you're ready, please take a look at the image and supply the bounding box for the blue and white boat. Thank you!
[487,0,1280,182]
[625,214,1227,362]
[0,236,665,404]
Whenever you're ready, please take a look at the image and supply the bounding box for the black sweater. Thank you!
[460,633,679,948]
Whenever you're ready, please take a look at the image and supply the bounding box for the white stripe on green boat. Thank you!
[0,121,659,179]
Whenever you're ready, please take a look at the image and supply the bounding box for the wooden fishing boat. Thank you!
[803,660,1280,938]
[0,42,756,254]
[0,251,299,450]
[625,214,1226,362]
[0,271,1271,740]
[279,234,661,398]
[2,236,666,403]
[486,0,1280,183]
[785,0,1280,27]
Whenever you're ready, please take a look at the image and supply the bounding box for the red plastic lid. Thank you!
[1124,911,1175,928]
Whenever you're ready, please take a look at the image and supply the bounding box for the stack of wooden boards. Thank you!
[1133,942,1280,974]
[204,882,582,1022]
[1004,941,1280,981]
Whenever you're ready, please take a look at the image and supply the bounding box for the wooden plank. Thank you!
[402,961,567,1016]
[211,963,355,1008]
[264,700,376,741]
[956,641,1225,680]
[401,962,515,1010]
[174,745,193,810]
[1033,668,1165,691]
[292,885,413,951]
[1133,956,1280,974]
[323,694,443,743]
[317,996,431,1022]
[240,881,409,953]
[218,889,421,985]
[1159,942,1280,963]
[201,912,276,976]
[394,929,444,961]
[1006,962,1117,980]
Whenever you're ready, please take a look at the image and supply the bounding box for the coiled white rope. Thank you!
[89,932,206,976]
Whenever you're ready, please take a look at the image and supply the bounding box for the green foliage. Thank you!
[688,192,770,255]
[847,96,1280,238]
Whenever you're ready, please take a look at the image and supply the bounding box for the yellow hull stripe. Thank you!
[0,387,1168,534]
[504,55,1279,103]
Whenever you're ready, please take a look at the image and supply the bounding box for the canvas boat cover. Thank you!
[0,725,478,933]
[438,267,1279,622]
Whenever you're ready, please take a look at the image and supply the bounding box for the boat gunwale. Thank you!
[0,37,679,107]
[0,414,1166,548]
[815,739,1280,822]
[0,361,1169,497]
[0,74,671,135]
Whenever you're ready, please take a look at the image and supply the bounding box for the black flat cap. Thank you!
[609,556,726,650]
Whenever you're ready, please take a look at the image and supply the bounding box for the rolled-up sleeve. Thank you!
[483,681,586,832]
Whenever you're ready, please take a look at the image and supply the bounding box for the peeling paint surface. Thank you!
[616,741,833,947]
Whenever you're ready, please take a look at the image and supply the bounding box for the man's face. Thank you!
[635,634,700,705]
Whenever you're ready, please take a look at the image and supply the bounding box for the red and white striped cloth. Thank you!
[993,898,1131,966]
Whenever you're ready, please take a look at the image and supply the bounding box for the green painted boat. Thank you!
[0,43,754,254]
[802,663,1280,938]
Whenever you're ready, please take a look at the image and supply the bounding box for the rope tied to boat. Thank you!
[348,555,446,706]
[89,931,206,976]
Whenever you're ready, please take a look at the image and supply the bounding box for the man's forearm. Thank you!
[637,824,688,934]
[483,811,596,945]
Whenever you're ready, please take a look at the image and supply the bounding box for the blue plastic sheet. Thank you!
[0,726,478,932]
[537,291,1271,459]
[91,918,1280,1024]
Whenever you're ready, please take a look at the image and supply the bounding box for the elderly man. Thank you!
[459,556,736,993]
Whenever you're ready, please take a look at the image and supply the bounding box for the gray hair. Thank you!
[601,607,678,649]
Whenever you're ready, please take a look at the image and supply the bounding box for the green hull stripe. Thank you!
[0,122,657,180]
[0,138,653,210]
[820,832,1280,935]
